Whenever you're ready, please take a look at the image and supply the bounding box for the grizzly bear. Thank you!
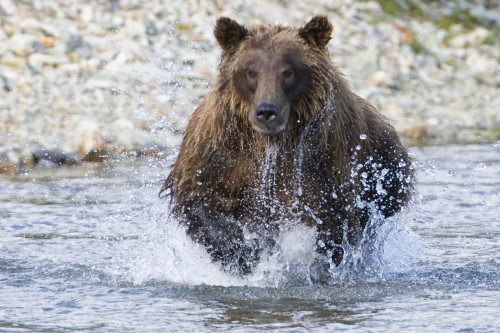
[160,16,414,279]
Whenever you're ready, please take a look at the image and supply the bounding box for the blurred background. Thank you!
[1,0,499,172]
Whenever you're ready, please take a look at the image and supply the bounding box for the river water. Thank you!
[1,143,499,332]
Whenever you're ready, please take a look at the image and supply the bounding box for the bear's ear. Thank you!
[214,17,248,51]
[298,15,333,48]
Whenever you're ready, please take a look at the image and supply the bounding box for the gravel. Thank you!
[1,0,499,172]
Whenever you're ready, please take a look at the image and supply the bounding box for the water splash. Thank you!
[104,191,420,287]
[258,145,279,204]
[104,193,249,287]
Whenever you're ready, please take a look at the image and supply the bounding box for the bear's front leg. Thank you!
[310,208,366,283]
[182,203,262,275]
[315,221,345,266]
[306,211,343,284]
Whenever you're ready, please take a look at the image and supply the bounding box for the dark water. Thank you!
[1,144,499,332]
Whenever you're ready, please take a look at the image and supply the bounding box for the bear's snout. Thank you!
[256,103,278,123]
[251,102,290,136]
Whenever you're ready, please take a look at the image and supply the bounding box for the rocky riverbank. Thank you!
[1,0,499,173]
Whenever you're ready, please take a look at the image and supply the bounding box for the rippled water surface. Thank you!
[1,144,499,332]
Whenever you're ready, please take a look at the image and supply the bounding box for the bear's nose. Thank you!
[256,103,278,123]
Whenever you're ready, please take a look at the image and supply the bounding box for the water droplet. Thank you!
[447,168,455,176]
[477,163,486,169]
[361,172,368,179]
[355,145,361,151]
[360,134,367,140]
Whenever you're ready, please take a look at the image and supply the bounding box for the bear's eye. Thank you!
[283,69,294,79]
[247,69,257,79]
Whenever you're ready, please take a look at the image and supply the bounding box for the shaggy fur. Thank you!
[160,16,414,276]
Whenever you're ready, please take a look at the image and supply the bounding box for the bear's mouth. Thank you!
[252,122,287,136]
[251,103,290,136]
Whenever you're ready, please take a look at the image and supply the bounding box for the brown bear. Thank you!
[160,16,414,279]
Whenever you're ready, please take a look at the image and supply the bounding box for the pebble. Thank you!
[28,53,68,71]
[32,148,82,167]
[8,33,41,57]
[0,0,499,173]
[1,52,25,67]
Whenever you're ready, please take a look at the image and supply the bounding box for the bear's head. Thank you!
[214,16,333,136]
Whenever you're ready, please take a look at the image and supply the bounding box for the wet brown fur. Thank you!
[161,16,414,275]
